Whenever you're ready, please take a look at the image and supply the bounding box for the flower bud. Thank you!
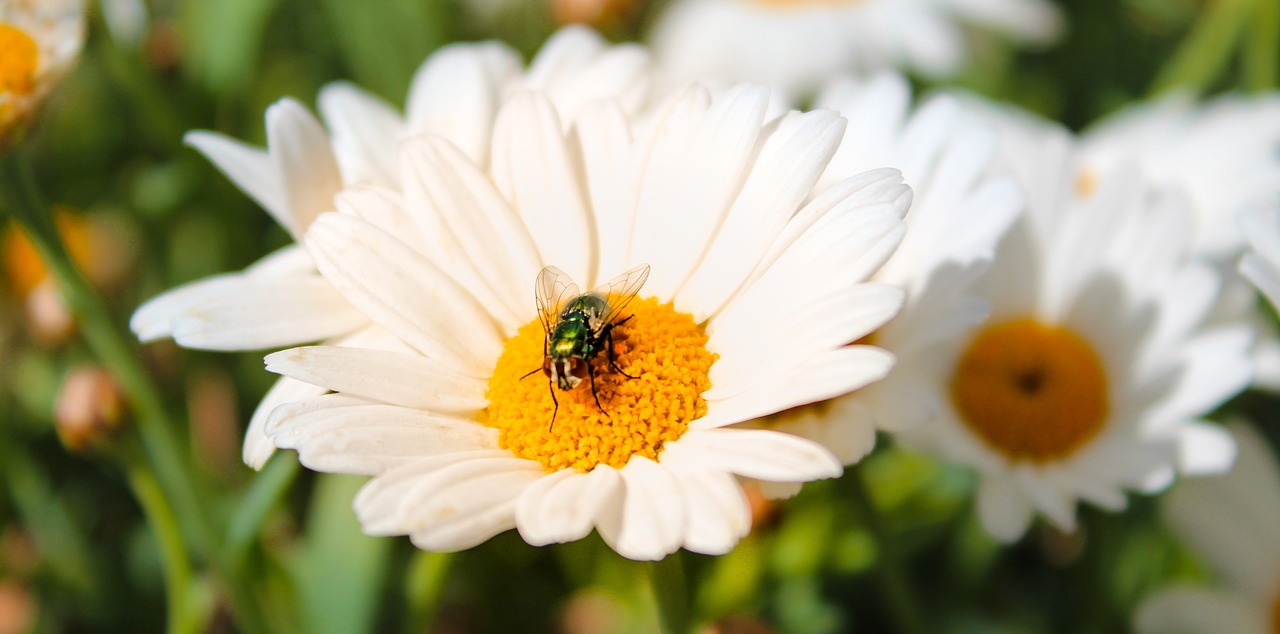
[55,366,127,453]
[551,0,637,29]
[0,580,35,634]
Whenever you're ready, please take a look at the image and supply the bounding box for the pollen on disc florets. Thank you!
[950,318,1109,463]
[483,297,716,473]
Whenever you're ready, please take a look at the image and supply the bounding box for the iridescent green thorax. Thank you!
[549,319,594,359]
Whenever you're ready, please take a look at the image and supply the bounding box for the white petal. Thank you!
[400,136,541,330]
[515,467,622,546]
[628,84,769,300]
[184,131,288,228]
[976,474,1034,543]
[662,428,841,482]
[1146,326,1253,427]
[265,98,343,236]
[243,376,329,469]
[1164,424,1280,595]
[245,244,315,277]
[333,187,427,253]
[694,346,895,429]
[572,101,638,282]
[596,457,685,561]
[405,41,520,165]
[403,460,543,551]
[267,399,497,475]
[523,26,651,118]
[318,82,404,188]
[715,174,909,323]
[265,346,487,413]
[132,273,245,343]
[491,91,595,282]
[168,276,367,351]
[304,213,504,375]
[1016,469,1077,532]
[353,451,538,542]
[676,108,848,318]
[707,284,903,399]
[1176,421,1238,476]
[667,466,750,555]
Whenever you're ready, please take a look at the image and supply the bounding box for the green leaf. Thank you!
[291,474,392,634]
[318,0,448,101]
[1243,0,1279,90]
[180,0,285,95]
[1149,0,1252,95]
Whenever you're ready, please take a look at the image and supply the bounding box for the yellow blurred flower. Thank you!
[3,210,137,344]
[0,0,85,147]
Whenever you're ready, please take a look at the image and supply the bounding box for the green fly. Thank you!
[531,263,651,427]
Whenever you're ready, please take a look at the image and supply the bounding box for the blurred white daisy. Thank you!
[130,26,654,468]
[760,73,1021,469]
[1134,423,1280,634]
[902,104,1252,542]
[1079,93,1280,258]
[0,0,84,146]
[1079,93,1280,390]
[648,0,1062,100]
[263,83,914,559]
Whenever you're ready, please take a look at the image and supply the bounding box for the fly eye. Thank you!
[569,358,589,380]
[542,358,554,378]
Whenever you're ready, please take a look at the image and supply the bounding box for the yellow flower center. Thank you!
[0,23,39,96]
[484,297,716,472]
[950,318,1109,463]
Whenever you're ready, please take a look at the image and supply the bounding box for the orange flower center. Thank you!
[483,297,716,472]
[950,318,1109,462]
[0,23,39,96]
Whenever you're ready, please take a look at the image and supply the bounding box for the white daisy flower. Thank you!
[648,0,1062,100]
[0,0,84,145]
[1079,93,1280,390]
[1079,93,1280,258]
[760,73,1021,469]
[1134,423,1280,634]
[262,82,914,559]
[129,26,654,468]
[901,102,1253,542]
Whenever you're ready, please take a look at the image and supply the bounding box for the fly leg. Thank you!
[587,359,610,419]
[603,321,638,379]
[547,376,559,432]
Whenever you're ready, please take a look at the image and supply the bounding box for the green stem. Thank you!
[1243,0,1278,91]
[404,551,454,633]
[646,554,690,634]
[1148,0,1251,96]
[226,452,300,565]
[0,149,270,634]
[845,464,928,634]
[125,460,200,634]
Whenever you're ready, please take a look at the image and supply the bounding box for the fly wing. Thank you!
[535,265,580,334]
[594,263,651,327]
